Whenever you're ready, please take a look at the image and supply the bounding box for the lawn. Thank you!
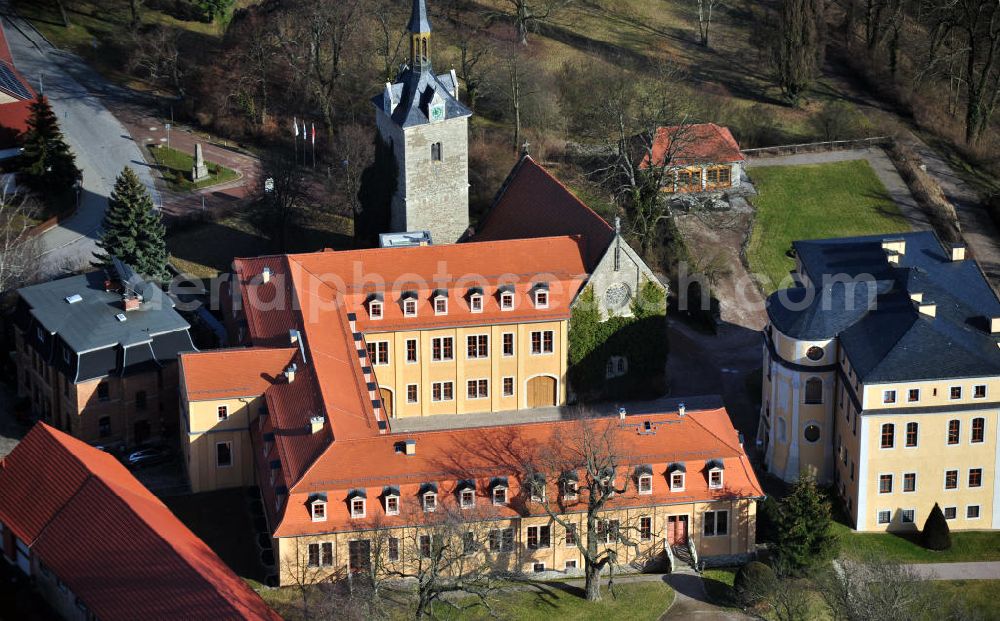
[832,520,1000,563]
[702,567,738,608]
[746,160,912,294]
[931,580,1000,620]
[148,145,240,191]
[167,210,353,279]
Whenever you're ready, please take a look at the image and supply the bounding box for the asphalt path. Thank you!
[1,8,158,276]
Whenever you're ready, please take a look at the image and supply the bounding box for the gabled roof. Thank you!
[180,348,298,401]
[0,424,281,621]
[471,156,615,269]
[647,123,745,167]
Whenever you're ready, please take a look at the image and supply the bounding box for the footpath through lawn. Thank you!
[747,160,911,295]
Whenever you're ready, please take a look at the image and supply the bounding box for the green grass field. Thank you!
[833,520,1000,563]
[702,567,738,608]
[148,145,239,191]
[747,160,911,294]
[932,580,1000,620]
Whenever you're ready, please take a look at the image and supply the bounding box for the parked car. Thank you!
[126,446,172,469]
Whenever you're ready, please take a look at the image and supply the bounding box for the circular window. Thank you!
[804,424,821,443]
[806,346,824,361]
[604,283,632,309]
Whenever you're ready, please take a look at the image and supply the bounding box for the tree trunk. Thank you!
[585,562,602,601]
[55,0,69,27]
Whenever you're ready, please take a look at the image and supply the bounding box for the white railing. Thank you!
[742,136,891,158]
[664,539,675,573]
[687,536,700,572]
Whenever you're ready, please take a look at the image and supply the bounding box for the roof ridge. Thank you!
[685,408,743,453]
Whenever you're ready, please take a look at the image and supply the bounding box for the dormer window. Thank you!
[528,474,546,503]
[707,459,725,489]
[433,291,448,315]
[636,465,654,495]
[561,475,579,501]
[492,485,508,505]
[668,463,686,491]
[310,494,328,522]
[385,495,399,515]
[460,487,475,509]
[350,498,366,518]
[423,492,437,512]
[367,294,384,320]
[470,293,483,313]
[499,287,515,310]
[533,285,549,309]
[403,299,417,317]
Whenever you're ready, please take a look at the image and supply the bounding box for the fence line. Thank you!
[742,136,891,157]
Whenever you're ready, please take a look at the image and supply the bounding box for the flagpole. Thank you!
[311,123,316,169]
[293,116,298,164]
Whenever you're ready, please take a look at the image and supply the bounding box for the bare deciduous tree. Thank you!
[815,557,952,621]
[0,188,41,295]
[767,0,826,105]
[330,123,375,221]
[491,0,573,46]
[249,152,307,252]
[129,25,184,96]
[696,0,723,47]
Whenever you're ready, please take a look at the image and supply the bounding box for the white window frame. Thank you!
[902,472,917,493]
[431,381,454,402]
[501,332,515,356]
[883,389,896,404]
[312,500,328,522]
[369,300,383,320]
[944,469,959,491]
[492,486,507,505]
[564,559,577,570]
[433,296,448,315]
[502,376,515,397]
[904,421,919,448]
[423,492,437,513]
[562,479,578,501]
[406,383,419,404]
[907,388,920,402]
[966,505,981,520]
[880,423,895,449]
[708,468,724,489]
[469,294,483,313]
[876,509,891,525]
[703,510,729,537]
[533,563,546,573]
[403,299,417,317]
[466,334,489,359]
[460,488,475,509]
[638,474,653,495]
[944,506,957,520]
[350,497,366,519]
[466,378,489,400]
[950,386,962,400]
[385,495,400,516]
[878,472,893,494]
[217,405,229,421]
[973,384,987,399]
[530,480,546,503]
[968,467,983,488]
[534,289,549,309]
[405,338,418,364]
[368,341,389,366]
[901,508,915,524]
[431,337,454,362]
[670,472,685,491]
[971,417,986,444]
[500,292,514,310]
[530,330,554,355]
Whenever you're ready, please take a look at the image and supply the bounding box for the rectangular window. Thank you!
[406,384,418,403]
[434,297,448,315]
[718,167,731,184]
[640,516,652,541]
[903,472,916,492]
[944,506,957,520]
[639,475,653,494]
[503,377,514,397]
[388,537,400,561]
[500,292,514,310]
[406,339,418,363]
[565,524,576,546]
[460,489,475,509]
[216,442,233,468]
[385,496,399,516]
[905,422,918,447]
[969,468,983,488]
[431,382,454,401]
[366,341,389,365]
[530,330,554,354]
[967,505,981,519]
[879,474,893,494]
[534,290,548,308]
[709,470,723,489]
[431,142,442,162]
[97,381,109,401]
[466,334,488,359]
[217,405,228,421]
[308,543,320,567]
[703,511,728,537]
[950,386,962,400]
[974,384,987,399]
[880,423,894,448]
[466,379,488,399]
[908,388,920,402]
[902,509,915,524]
[488,528,514,552]
[308,542,334,567]
[877,510,891,524]
[462,531,477,555]
[972,417,985,443]
[470,294,483,313]
[369,301,382,319]
[420,535,432,558]
[492,486,507,505]
[533,563,545,573]
[404,299,417,317]
[670,472,685,491]
[423,493,437,513]
[565,560,577,570]
[596,520,620,543]
[883,390,896,404]
[945,469,958,490]
[527,525,551,549]
[312,502,327,521]
[948,419,961,445]
[431,337,454,361]
[502,333,514,356]
[350,498,366,518]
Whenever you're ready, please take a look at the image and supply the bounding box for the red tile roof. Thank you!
[0,26,35,148]
[471,156,615,269]
[646,123,745,168]
[0,424,282,621]
[274,407,763,537]
[181,348,298,401]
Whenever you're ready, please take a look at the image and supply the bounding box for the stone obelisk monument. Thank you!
[192,143,209,182]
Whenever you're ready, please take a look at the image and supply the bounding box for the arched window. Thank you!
[881,423,895,449]
[804,377,823,404]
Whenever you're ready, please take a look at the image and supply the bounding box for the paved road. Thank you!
[0,9,158,276]
[906,561,1000,581]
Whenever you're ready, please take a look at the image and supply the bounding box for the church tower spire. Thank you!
[408,0,432,72]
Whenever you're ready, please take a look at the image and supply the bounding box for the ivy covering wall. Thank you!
[568,280,668,401]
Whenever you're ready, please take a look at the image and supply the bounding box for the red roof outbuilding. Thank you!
[0,423,282,621]
[646,123,745,168]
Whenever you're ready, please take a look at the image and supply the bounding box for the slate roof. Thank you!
[0,423,281,621]
[408,0,432,33]
[767,231,1000,383]
[17,270,191,354]
[470,155,615,270]
[372,67,470,128]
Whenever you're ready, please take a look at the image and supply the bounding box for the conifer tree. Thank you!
[19,95,80,203]
[771,476,839,575]
[95,167,168,281]
[922,503,951,551]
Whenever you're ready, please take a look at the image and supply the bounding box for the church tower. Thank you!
[372,0,472,244]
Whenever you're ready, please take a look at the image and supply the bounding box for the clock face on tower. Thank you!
[429,103,445,122]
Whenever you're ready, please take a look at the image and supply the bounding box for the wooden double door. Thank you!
[667,515,689,545]
[526,376,557,408]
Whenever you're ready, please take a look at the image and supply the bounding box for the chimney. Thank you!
[309,415,324,434]
[910,292,923,303]
[404,439,417,456]
[262,267,272,284]
[886,251,900,265]
[951,244,966,261]
[123,295,142,312]
[284,363,297,383]
[882,238,906,256]
[990,317,1000,334]
[618,407,627,421]
[678,402,686,417]
[917,301,937,317]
